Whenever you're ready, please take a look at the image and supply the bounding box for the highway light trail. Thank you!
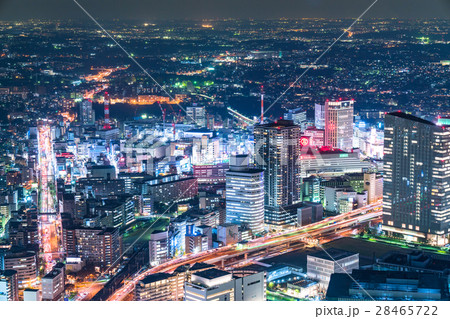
[104,200,382,301]
[38,124,63,273]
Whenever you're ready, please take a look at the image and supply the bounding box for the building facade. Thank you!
[254,120,301,227]
[63,227,121,269]
[149,231,169,266]
[0,270,19,301]
[185,269,235,301]
[135,273,174,301]
[41,263,65,301]
[382,112,450,245]
[79,99,95,126]
[307,249,359,288]
[284,108,307,131]
[324,100,354,152]
[2,250,38,288]
[226,154,264,233]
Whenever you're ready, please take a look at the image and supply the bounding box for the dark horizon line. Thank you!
[1,17,449,22]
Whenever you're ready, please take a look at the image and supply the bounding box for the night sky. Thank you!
[0,0,449,20]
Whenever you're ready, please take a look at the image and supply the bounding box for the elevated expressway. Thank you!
[103,200,382,301]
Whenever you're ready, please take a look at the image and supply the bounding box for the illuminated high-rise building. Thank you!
[324,100,354,152]
[135,273,175,301]
[186,105,206,127]
[303,127,324,147]
[284,108,307,131]
[254,120,301,227]
[149,230,169,266]
[2,250,38,288]
[314,103,325,129]
[0,270,19,301]
[226,154,264,233]
[79,99,95,125]
[383,112,450,245]
[62,227,121,269]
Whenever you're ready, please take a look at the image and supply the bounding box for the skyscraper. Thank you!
[284,107,307,131]
[383,112,450,245]
[254,120,301,227]
[314,103,325,129]
[324,100,354,152]
[79,99,95,125]
[226,154,264,234]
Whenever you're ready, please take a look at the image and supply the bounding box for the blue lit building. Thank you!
[327,270,449,301]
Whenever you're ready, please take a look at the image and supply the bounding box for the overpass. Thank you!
[227,107,258,125]
[101,201,382,301]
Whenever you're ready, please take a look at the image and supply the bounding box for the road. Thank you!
[82,67,127,99]
[38,124,63,273]
[101,201,382,301]
[72,281,106,301]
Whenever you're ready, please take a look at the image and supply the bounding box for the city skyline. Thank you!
[0,4,449,309]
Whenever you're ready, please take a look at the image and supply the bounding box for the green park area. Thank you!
[322,233,449,261]
[355,234,449,255]
[122,217,170,245]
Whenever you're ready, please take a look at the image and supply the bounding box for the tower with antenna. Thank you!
[260,85,264,124]
[103,92,111,130]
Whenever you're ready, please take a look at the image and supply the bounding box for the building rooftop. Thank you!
[194,268,231,280]
[4,250,36,259]
[256,119,297,129]
[0,269,17,278]
[189,262,215,272]
[43,269,62,280]
[387,112,435,126]
[327,270,448,301]
[308,248,358,261]
[232,263,269,276]
[379,251,450,273]
[139,273,172,285]
[172,265,190,274]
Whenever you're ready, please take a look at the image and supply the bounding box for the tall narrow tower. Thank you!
[254,120,302,226]
[103,92,111,130]
[260,85,264,124]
